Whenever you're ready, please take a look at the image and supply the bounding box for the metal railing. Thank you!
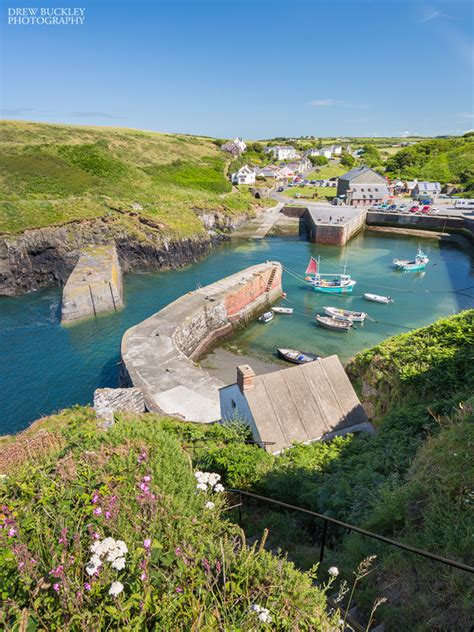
[230,488,474,573]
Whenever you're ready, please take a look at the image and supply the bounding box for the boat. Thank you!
[258,311,274,323]
[305,256,356,294]
[364,293,393,304]
[315,315,352,332]
[323,306,367,322]
[393,246,429,272]
[272,306,293,315]
[277,348,320,364]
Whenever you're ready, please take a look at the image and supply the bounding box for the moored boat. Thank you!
[323,306,367,322]
[258,311,274,323]
[305,256,356,294]
[277,348,320,364]
[364,293,393,304]
[315,315,352,332]
[393,247,429,272]
[272,306,293,315]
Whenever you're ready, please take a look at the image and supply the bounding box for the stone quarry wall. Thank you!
[121,262,283,423]
[61,245,123,324]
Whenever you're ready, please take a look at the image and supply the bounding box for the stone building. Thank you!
[337,166,388,206]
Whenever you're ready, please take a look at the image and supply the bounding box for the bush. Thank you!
[340,154,356,168]
[309,155,329,166]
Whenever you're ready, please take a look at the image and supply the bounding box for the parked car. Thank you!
[379,203,389,210]
[277,186,284,192]
[410,206,420,213]
[388,204,397,211]
[430,207,439,214]
[310,180,316,184]
[399,204,407,211]
[421,205,431,214]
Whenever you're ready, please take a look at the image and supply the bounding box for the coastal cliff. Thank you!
[0,210,250,296]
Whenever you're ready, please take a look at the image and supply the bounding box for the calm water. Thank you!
[1,233,473,435]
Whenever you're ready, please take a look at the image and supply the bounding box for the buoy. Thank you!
[282,292,287,298]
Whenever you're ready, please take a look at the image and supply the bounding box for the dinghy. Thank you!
[315,315,352,332]
[258,311,274,323]
[324,306,367,322]
[272,306,293,315]
[364,293,393,304]
[277,348,320,364]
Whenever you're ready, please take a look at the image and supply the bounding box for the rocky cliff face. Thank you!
[0,210,250,296]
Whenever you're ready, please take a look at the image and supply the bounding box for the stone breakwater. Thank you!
[120,262,283,423]
[61,245,123,324]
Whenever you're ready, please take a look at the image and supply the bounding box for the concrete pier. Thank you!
[121,262,282,423]
[61,245,123,324]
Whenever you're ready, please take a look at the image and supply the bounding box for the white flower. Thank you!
[205,501,215,510]
[258,609,272,624]
[90,541,102,555]
[208,473,221,487]
[214,483,225,493]
[111,556,126,570]
[328,566,339,577]
[106,547,122,562]
[196,482,208,492]
[250,604,262,612]
[85,560,101,576]
[102,537,116,551]
[90,554,102,567]
[114,540,128,555]
[109,581,124,596]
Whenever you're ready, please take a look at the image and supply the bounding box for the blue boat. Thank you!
[393,247,429,272]
[304,256,356,294]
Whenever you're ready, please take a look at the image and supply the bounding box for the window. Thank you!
[374,188,378,192]
[231,399,237,409]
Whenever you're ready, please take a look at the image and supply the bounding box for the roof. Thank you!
[349,183,389,197]
[415,181,441,192]
[237,355,368,453]
[339,166,385,182]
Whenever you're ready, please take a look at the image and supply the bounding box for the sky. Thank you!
[1,0,473,138]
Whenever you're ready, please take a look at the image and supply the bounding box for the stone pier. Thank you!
[121,261,283,423]
[61,245,123,324]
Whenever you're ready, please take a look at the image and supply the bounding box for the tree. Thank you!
[340,154,356,168]
[361,144,382,168]
[309,155,329,166]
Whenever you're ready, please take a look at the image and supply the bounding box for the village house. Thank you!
[306,148,332,159]
[231,165,256,185]
[412,181,442,199]
[265,145,298,161]
[329,144,342,156]
[337,166,388,206]
[256,165,284,179]
[405,180,418,195]
[221,137,247,156]
[219,357,372,454]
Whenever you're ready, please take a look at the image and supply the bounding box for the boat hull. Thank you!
[323,307,366,322]
[313,284,355,294]
[315,315,352,332]
[277,348,319,364]
[364,293,392,304]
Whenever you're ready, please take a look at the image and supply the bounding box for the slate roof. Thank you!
[349,183,389,198]
[415,181,441,192]
[242,355,368,453]
[339,166,385,182]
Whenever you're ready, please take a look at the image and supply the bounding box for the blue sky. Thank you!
[1,0,473,138]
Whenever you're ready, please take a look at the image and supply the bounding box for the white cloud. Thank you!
[309,99,336,107]
[457,113,474,119]
[308,99,369,109]
[418,8,442,23]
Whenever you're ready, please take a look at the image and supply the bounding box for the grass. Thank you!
[0,121,258,235]
[283,186,336,200]
[306,162,347,180]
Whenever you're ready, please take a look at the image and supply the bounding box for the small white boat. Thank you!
[277,348,320,364]
[272,306,293,315]
[324,306,367,322]
[258,311,274,323]
[364,293,393,304]
[315,315,352,332]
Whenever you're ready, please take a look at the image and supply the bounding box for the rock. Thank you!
[94,387,146,422]
[362,381,377,398]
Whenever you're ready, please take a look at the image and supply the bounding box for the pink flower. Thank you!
[137,450,147,464]
[92,492,100,504]
[144,538,151,549]
[139,482,149,492]
[84,582,91,591]
[53,583,60,592]
[8,527,16,537]
[105,511,111,520]
[176,586,183,593]
[93,507,102,516]
[140,571,147,581]
[175,546,182,556]
[143,475,151,482]
[92,532,100,540]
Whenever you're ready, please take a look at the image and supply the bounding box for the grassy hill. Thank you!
[385,135,474,187]
[0,410,338,630]
[0,121,259,236]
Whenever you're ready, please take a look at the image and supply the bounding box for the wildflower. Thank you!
[8,527,16,537]
[214,484,225,493]
[84,582,91,591]
[140,571,147,581]
[92,532,100,540]
[196,482,208,492]
[137,450,147,464]
[104,511,111,520]
[49,564,64,578]
[176,586,183,593]
[215,560,221,573]
[205,501,215,510]
[250,604,271,624]
[143,475,151,482]
[328,566,339,577]
[202,558,211,574]
[52,583,60,592]
[92,492,100,504]
[144,538,151,550]
[112,556,126,571]
[93,507,102,516]
[115,540,128,555]
[108,581,124,597]
[58,528,68,545]
[175,546,182,556]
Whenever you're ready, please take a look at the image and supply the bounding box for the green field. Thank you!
[283,185,336,200]
[0,121,259,235]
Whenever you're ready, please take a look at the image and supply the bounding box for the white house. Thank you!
[306,148,332,159]
[257,165,284,179]
[231,165,256,185]
[265,145,298,161]
[221,137,247,156]
[412,181,442,199]
[233,137,247,153]
[329,144,343,156]
[219,359,372,454]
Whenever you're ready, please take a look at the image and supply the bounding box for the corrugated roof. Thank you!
[244,355,368,453]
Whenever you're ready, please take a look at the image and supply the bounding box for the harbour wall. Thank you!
[61,245,123,324]
[120,262,283,423]
[304,209,367,246]
[366,212,474,241]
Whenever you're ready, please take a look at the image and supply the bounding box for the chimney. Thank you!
[237,364,255,392]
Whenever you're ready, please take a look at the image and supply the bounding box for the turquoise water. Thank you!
[1,233,473,435]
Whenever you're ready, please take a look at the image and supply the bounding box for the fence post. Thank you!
[319,519,328,565]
